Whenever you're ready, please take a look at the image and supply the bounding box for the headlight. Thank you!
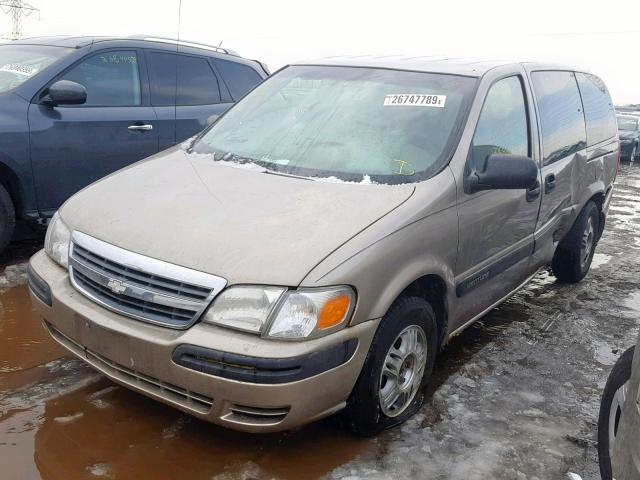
[203,285,355,340]
[44,212,71,268]
[203,286,286,333]
[267,287,355,339]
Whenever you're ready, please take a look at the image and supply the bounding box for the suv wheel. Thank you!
[344,296,438,437]
[552,200,599,283]
[598,346,635,480]
[0,184,15,255]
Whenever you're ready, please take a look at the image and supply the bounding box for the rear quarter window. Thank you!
[213,59,263,101]
[531,71,587,165]
[575,72,617,146]
[177,55,221,106]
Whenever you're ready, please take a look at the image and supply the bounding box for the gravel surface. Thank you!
[329,162,640,479]
[0,163,638,479]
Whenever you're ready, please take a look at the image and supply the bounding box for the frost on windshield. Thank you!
[191,65,476,184]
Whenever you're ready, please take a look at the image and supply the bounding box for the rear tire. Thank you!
[598,346,635,480]
[552,201,599,283]
[344,296,438,437]
[0,184,15,255]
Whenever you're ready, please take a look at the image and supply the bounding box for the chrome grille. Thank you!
[69,231,227,329]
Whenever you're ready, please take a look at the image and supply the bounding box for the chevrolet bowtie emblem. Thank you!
[106,279,127,295]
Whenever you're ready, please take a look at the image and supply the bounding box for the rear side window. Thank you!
[177,55,220,106]
[468,76,529,174]
[61,50,141,106]
[146,51,176,106]
[531,71,586,165]
[213,59,262,100]
[575,73,617,146]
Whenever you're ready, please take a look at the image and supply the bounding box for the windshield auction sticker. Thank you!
[384,94,446,108]
[0,63,38,77]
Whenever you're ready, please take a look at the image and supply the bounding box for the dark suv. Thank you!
[0,36,268,253]
[617,114,640,161]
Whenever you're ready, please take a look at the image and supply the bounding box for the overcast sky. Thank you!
[1,0,639,103]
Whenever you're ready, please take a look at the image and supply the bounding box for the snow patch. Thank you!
[313,175,375,185]
[87,463,114,478]
[54,412,84,424]
[0,263,28,290]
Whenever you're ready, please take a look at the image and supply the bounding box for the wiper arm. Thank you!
[263,170,313,181]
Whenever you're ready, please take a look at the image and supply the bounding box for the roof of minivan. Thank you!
[292,55,579,77]
[6,35,240,57]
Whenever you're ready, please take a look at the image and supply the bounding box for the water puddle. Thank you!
[0,285,67,390]
[0,285,378,479]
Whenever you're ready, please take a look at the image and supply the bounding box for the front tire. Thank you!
[0,184,15,255]
[552,201,599,283]
[344,296,438,437]
[598,346,635,480]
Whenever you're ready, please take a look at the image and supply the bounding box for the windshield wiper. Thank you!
[263,170,313,181]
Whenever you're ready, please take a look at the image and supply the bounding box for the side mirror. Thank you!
[41,80,87,106]
[468,154,538,193]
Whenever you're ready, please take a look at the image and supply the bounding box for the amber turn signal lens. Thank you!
[318,295,351,330]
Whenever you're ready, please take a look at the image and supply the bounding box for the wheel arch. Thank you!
[0,160,21,217]
[392,273,449,349]
[588,189,606,240]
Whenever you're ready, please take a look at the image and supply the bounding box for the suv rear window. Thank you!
[531,71,586,165]
[213,59,262,100]
[146,52,221,106]
[177,55,221,106]
[146,51,175,106]
[576,73,617,146]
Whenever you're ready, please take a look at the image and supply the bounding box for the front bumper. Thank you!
[28,250,378,432]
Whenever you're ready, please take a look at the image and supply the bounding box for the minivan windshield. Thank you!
[192,65,476,183]
[617,116,638,131]
[0,44,72,93]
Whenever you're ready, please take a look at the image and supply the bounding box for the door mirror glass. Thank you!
[42,80,87,106]
[469,153,538,192]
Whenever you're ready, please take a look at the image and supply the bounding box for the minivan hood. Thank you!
[61,148,415,286]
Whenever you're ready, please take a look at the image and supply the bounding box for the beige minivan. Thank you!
[28,57,619,435]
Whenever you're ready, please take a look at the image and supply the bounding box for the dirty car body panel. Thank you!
[29,56,618,432]
[0,36,267,226]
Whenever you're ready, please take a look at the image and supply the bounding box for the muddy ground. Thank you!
[1,162,639,480]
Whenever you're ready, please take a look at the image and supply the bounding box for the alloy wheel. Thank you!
[580,215,595,270]
[379,325,427,417]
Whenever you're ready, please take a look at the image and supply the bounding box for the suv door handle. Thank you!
[545,174,556,194]
[128,124,153,132]
[526,180,541,202]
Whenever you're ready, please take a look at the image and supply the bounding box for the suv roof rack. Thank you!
[129,36,239,56]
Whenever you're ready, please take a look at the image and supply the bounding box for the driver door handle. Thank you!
[526,180,541,202]
[128,124,153,132]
